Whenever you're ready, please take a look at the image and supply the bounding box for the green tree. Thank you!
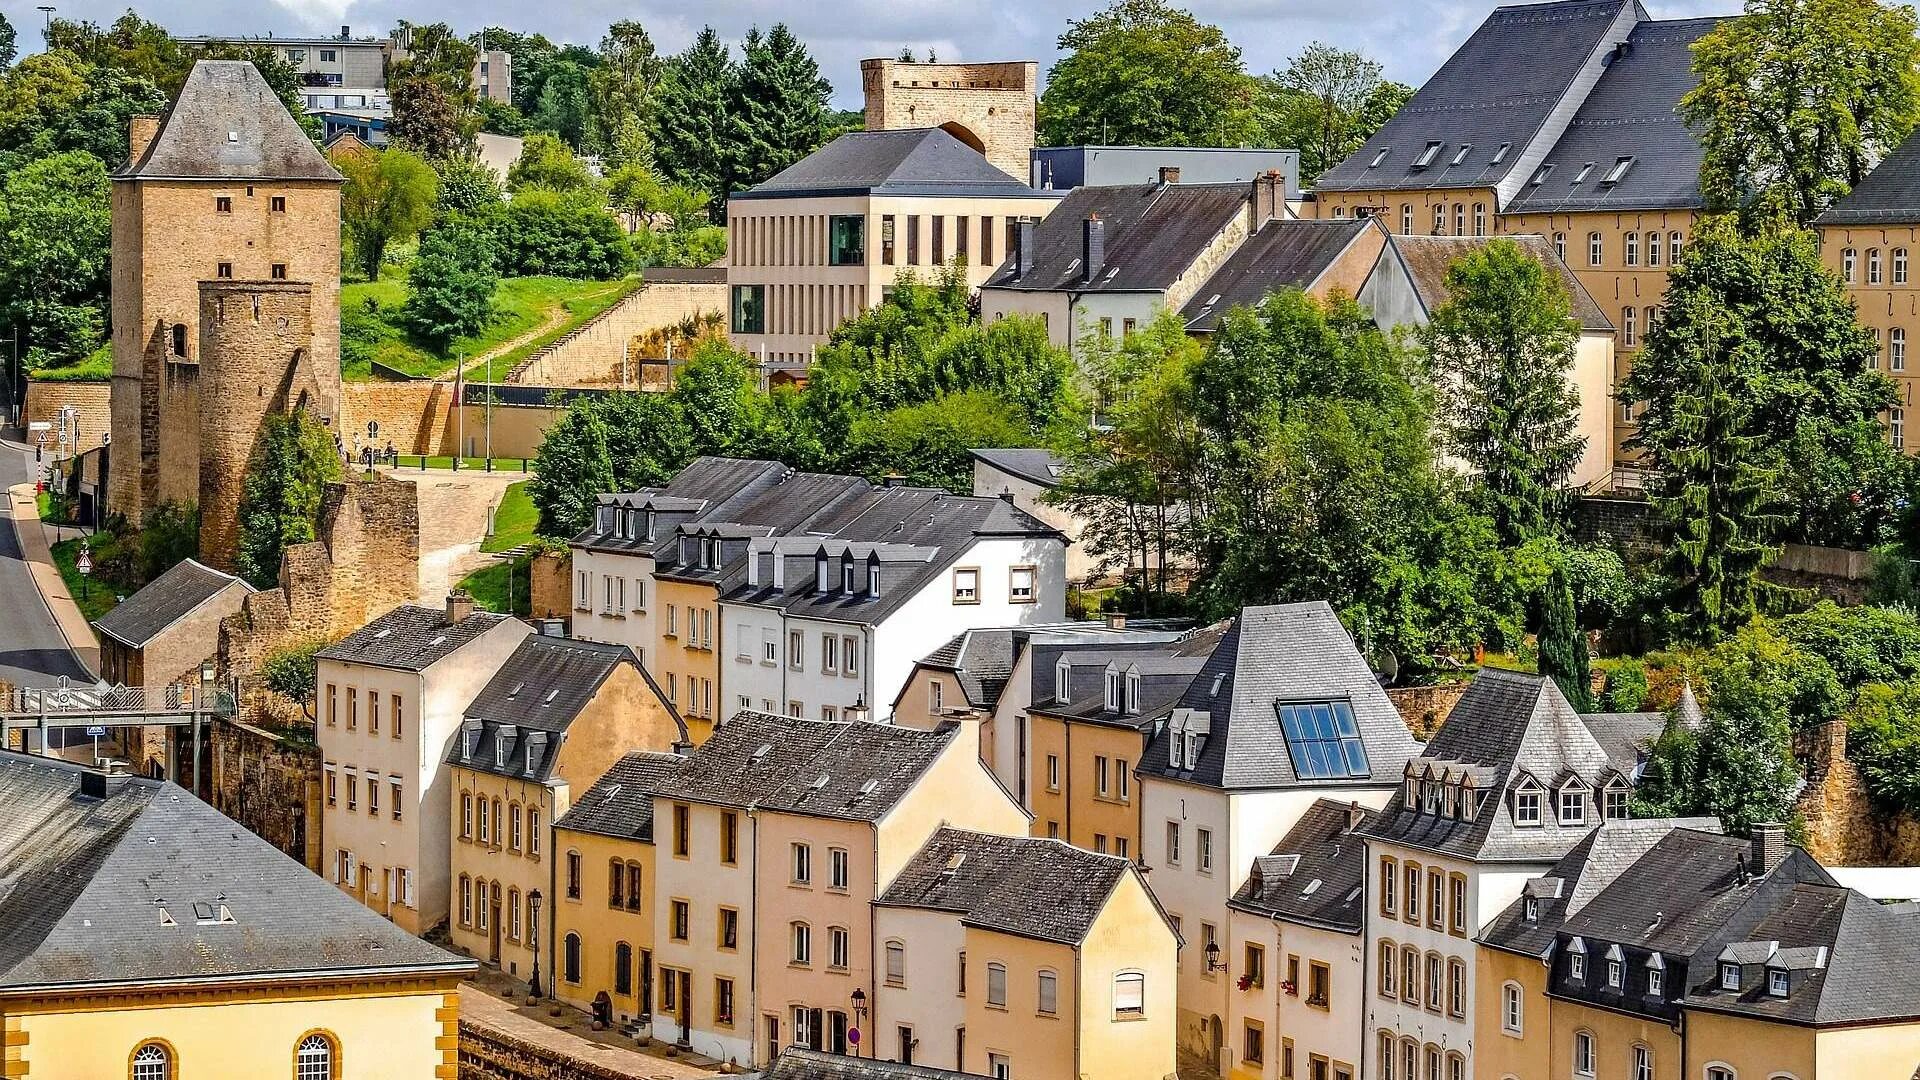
[44,12,182,87]
[335,146,438,281]
[1421,237,1585,545]
[1262,43,1393,183]
[486,192,635,279]
[1775,600,1920,692]
[670,340,767,457]
[434,156,504,216]
[591,21,664,152]
[1039,0,1257,147]
[405,222,498,348]
[847,391,1032,491]
[606,161,664,232]
[726,25,832,191]
[529,393,692,535]
[530,60,593,149]
[1844,678,1920,814]
[1684,0,1920,225]
[389,22,479,160]
[0,13,16,69]
[652,28,736,214]
[476,97,529,136]
[136,502,199,583]
[507,132,600,196]
[0,151,111,369]
[235,411,345,588]
[1536,566,1593,711]
[0,50,168,172]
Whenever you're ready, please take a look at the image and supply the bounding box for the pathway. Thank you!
[370,465,524,603]
[457,282,627,383]
[459,981,720,1079]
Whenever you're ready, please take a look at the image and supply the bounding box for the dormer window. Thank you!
[1607,958,1622,988]
[841,554,855,595]
[1104,670,1121,712]
[1569,952,1586,982]
[1720,963,1741,991]
[816,551,830,595]
[495,737,507,767]
[1412,142,1442,168]
[1421,780,1441,815]
[1459,778,1479,821]
[1124,670,1141,715]
[1648,967,1664,996]
[1767,968,1788,997]
[598,506,614,532]
[1368,147,1390,168]
[646,510,657,540]
[1530,163,1555,186]
[1524,897,1540,922]
[1558,784,1587,826]
[1514,781,1543,826]
[1057,659,1072,704]
[867,553,881,597]
[1573,161,1595,184]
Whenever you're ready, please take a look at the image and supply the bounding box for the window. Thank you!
[1377,940,1396,996]
[907,215,921,263]
[1625,232,1639,266]
[989,1054,1010,1080]
[1446,958,1464,1016]
[716,977,735,1026]
[1573,1031,1595,1076]
[1899,248,1910,284]
[346,773,358,811]
[791,922,812,964]
[1427,868,1443,927]
[931,216,945,264]
[959,950,968,994]
[1426,954,1442,1010]
[1894,408,1906,451]
[673,804,689,857]
[828,215,865,265]
[217,262,233,279]
[1844,248,1859,283]
[1604,786,1630,819]
[822,634,839,674]
[1649,966,1665,996]
[1405,863,1421,923]
[1449,875,1466,933]
[170,323,188,357]
[1473,204,1486,236]
[566,850,581,898]
[1244,1021,1265,1065]
[1197,827,1213,872]
[843,636,859,676]
[1166,821,1181,865]
[827,846,850,890]
[715,905,738,949]
[880,215,896,264]
[1433,204,1447,235]
[791,842,812,884]
[392,694,403,738]
[886,940,906,985]
[982,215,995,266]
[1308,960,1330,1007]
[1554,232,1567,260]
[1895,328,1907,372]
[1379,856,1398,914]
[669,900,689,941]
[1114,971,1146,1018]
[1514,785,1542,825]
[1047,754,1061,791]
[1402,946,1419,1001]
[1589,232,1603,266]
[1768,968,1789,997]
[367,780,379,817]
[830,926,851,969]
[731,285,766,334]
[1558,785,1586,825]
[1707,1068,1736,1080]
[271,263,288,280]
[1275,700,1372,778]
[1502,980,1523,1034]
[1572,952,1587,980]
[1010,565,1036,603]
[1671,231,1684,260]
[952,567,979,603]
[132,1042,172,1080]
[216,196,232,213]
[1623,306,1636,347]
[296,1034,334,1080]
[1401,204,1413,234]
[1633,1046,1653,1080]
[1872,249,1885,284]
[1649,230,1664,266]
[563,933,582,983]
[987,962,1008,1007]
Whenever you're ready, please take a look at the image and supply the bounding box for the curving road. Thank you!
[0,435,89,688]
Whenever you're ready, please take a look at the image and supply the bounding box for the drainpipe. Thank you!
[747,802,761,1065]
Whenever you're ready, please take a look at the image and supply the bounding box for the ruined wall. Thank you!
[1386,681,1470,739]
[456,1021,648,1080]
[338,378,458,457]
[210,715,322,869]
[22,380,111,453]
[505,282,724,388]
[1796,718,1920,865]
[529,551,571,621]
[860,58,1038,179]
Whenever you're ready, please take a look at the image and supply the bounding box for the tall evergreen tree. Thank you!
[1536,566,1592,711]
[0,13,16,70]
[726,25,831,192]
[652,28,736,215]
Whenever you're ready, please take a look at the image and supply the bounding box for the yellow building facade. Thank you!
[655,577,724,741]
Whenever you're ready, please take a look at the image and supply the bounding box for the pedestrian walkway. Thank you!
[459,980,721,1079]
[5,482,98,677]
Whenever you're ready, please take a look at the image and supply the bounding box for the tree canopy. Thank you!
[1260,43,1409,183]
[1039,0,1258,147]
[335,146,438,282]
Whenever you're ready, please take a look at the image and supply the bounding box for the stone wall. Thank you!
[456,1021,652,1080]
[1574,496,1661,551]
[529,550,571,621]
[1386,681,1470,739]
[339,378,458,457]
[22,380,111,453]
[1796,718,1920,866]
[860,58,1038,179]
[209,715,322,869]
[505,282,725,389]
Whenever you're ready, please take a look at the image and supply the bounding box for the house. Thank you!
[1179,217,1389,333]
[1134,601,1422,1070]
[1226,799,1381,1080]
[1031,146,1299,193]
[872,827,1181,1080]
[315,594,531,933]
[967,449,1096,583]
[1816,133,1920,452]
[726,128,1063,382]
[446,635,685,983]
[0,750,473,1078]
[1358,669,1660,1080]
[643,711,1027,1067]
[551,749,685,1031]
[1309,0,1722,467]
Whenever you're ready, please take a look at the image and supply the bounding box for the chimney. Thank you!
[1750,823,1788,875]
[746,545,761,587]
[1252,169,1282,230]
[1348,800,1366,831]
[129,115,162,163]
[999,487,1016,504]
[446,591,476,624]
[882,473,907,488]
[1105,612,1127,630]
[1158,165,1181,185]
[341,23,351,39]
[1014,219,1036,279]
[1082,215,1106,282]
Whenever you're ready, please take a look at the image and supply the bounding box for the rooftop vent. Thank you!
[1491,143,1510,164]
[1449,145,1472,167]
[941,851,968,876]
[1601,156,1634,185]
[507,682,525,698]
[810,774,830,790]
[1530,163,1555,186]
[542,688,559,706]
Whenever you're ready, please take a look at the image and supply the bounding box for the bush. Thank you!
[235,411,344,587]
[1599,659,1649,712]
[405,222,498,349]
[262,637,326,705]
[1847,678,1920,815]
[136,502,199,583]
[435,156,505,217]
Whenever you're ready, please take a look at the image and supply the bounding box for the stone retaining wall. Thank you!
[507,282,724,388]
[23,379,111,453]
[1386,682,1469,740]
[457,1020,649,1080]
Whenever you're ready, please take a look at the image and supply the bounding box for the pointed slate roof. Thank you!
[736,128,1051,200]
[1818,130,1920,225]
[121,60,341,182]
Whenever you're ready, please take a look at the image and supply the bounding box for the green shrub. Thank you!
[262,637,326,705]
[1599,659,1649,712]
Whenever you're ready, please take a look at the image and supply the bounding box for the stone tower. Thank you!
[860,58,1038,179]
[108,60,344,551]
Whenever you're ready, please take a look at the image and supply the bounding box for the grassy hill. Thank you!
[341,270,636,382]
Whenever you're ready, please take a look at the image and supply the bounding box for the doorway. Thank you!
[488,885,502,963]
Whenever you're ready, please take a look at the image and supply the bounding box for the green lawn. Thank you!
[342,270,636,382]
[50,535,125,623]
[28,345,111,382]
[392,455,532,473]
[457,554,532,617]
[481,481,538,553]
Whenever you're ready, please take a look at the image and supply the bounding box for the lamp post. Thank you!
[528,889,543,999]
[1204,938,1224,974]
[849,987,868,1058]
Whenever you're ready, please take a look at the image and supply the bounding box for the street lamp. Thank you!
[528,889,543,999]
[849,987,868,1058]
[1204,938,1224,973]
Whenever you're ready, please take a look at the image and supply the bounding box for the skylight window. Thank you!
[1491,143,1510,164]
[1573,161,1595,184]
[1530,163,1555,186]
[1449,145,1472,167]
[1601,156,1635,184]
[1368,147,1391,169]
[1412,142,1443,169]
[1275,700,1371,779]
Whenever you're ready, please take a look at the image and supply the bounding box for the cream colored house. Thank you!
[726,127,1063,382]
[872,826,1180,1079]
[645,710,1027,1068]
[316,594,530,934]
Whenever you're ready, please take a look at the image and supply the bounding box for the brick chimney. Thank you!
[129,114,162,163]
[1158,165,1182,185]
[1082,214,1106,282]
[1252,169,1283,230]
[446,590,476,624]
[1014,219,1036,279]
[1750,823,1788,875]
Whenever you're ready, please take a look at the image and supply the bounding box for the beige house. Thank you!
[315,595,530,934]
[872,826,1180,1079]
[1817,136,1920,452]
[726,127,1063,382]
[645,710,1028,1068]
[447,635,685,983]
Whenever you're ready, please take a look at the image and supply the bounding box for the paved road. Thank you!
[0,435,88,688]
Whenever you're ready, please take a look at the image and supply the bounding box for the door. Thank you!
[830,1010,848,1054]
[640,949,653,1014]
[488,885,502,963]
[677,970,692,1033]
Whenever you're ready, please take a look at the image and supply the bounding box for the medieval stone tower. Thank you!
[108,59,343,567]
[860,58,1038,179]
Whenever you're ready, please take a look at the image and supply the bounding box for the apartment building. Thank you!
[446,636,685,982]
[727,127,1063,380]
[1816,137,1920,451]
[1309,0,1720,467]
[1226,800,1381,1080]
[178,30,391,88]
[872,827,1180,1080]
[1359,669,1662,1080]
[1135,601,1422,1070]
[316,595,530,933]
[645,711,1027,1067]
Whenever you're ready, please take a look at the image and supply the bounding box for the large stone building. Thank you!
[1815,137,1920,451]
[109,60,344,567]
[861,58,1037,179]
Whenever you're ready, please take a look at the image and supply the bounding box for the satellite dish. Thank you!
[1375,648,1400,685]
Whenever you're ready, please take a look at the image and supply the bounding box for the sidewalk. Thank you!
[459,980,722,1078]
[6,483,99,677]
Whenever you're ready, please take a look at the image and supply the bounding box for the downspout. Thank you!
[748,802,760,1065]
[867,818,882,1059]
[1063,719,1073,843]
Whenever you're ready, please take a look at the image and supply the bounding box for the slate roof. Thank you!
[1138,602,1420,791]
[1818,129,1920,225]
[653,712,959,822]
[315,605,515,671]
[981,182,1252,293]
[911,622,1194,714]
[574,457,796,557]
[970,447,1067,489]
[1504,18,1722,213]
[1362,668,1621,863]
[1182,219,1379,331]
[761,1047,988,1080]
[1580,709,1665,780]
[0,751,468,992]
[448,636,682,783]
[1228,799,1378,933]
[93,558,251,648]
[1383,234,1613,331]
[877,827,1168,946]
[1479,817,1719,958]
[1314,0,1635,196]
[921,629,1019,710]
[1030,646,1217,731]
[553,751,685,842]
[735,128,1051,200]
[121,60,342,182]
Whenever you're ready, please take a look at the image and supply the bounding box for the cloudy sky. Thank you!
[2,0,1736,108]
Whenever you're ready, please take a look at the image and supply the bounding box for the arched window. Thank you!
[1871,248,1885,284]
[131,1042,172,1080]
[492,798,503,843]
[1623,306,1637,347]
[1632,1044,1654,1080]
[1401,204,1413,235]
[1401,1038,1418,1080]
[1378,1031,1396,1080]
[1113,970,1146,1018]
[1473,204,1487,236]
[1554,232,1567,261]
[615,941,633,995]
[609,858,625,907]
[1573,1029,1596,1076]
[1037,969,1058,1015]
[508,887,520,940]
[1434,204,1447,235]
[295,1033,335,1080]
[1377,939,1397,996]
[1588,232,1604,266]
[461,793,473,838]
[1401,945,1419,1002]
[1649,231,1664,266]
[1705,1067,1737,1080]
[564,932,582,983]
[1898,248,1910,284]
[1671,231,1685,261]
[1501,980,1523,1034]
[1425,1044,1442,1080]
[885,939,906,986]
[458,874,472,926]
[1447,1051,1466,1080]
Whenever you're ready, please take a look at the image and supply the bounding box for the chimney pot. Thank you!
[1751,822,1788,875]
[1015,219,1036,279]
[1082,215,1106,283]
[1252,169,1283,231]
[446,591,475,623]
[1159,165,1181,185]
[999,487,1016,504]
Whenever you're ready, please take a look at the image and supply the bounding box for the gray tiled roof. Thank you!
[877,827,1159,946]
[1138,602,1420,791]
[653,712,957,822]
[0,752,468,991]
[969,448,1067,489]
[760,1047,989,1080]
[1580,709,1665,780]
[981,182,1252,293]
[1385,234,1613,331]
[1030,653,1212,731]
[121,60,341,182]
[1229,799,1378,932]
[553,751,685,841]
[1314,0,1635,196]
[93,558,250,648]
[1363,668,1620,863]
[736,128,1049,200]
[1182,219,1380,331]
[573,457,796,557]
[921,629,1018,710]
[1479,817,1719,958]
[1818,129,1920,225]
[1504,18,1722,214]
[315,605,515,671]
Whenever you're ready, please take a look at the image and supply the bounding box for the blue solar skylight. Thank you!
[1276,700,1371,779]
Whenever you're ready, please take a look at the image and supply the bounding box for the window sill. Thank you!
[599,612,626,621]
[1501,1027,1523,1039]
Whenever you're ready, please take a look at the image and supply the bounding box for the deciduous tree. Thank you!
[235,410,345,588]
[335,146,438,281]
[1039,0,1257,147]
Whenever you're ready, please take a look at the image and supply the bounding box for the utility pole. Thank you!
[36,6,55,41]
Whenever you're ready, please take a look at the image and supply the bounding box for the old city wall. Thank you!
[860,58,1038,179]
[456,1020,650,1080]
[1797,719,1920,865]
[529,551,571,622]
[339,379,459,457]
[21,381,111,454]
[506,281,725,388]
[210,715,322,870]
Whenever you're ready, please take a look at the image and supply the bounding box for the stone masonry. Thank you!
[861,58,1038,179]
